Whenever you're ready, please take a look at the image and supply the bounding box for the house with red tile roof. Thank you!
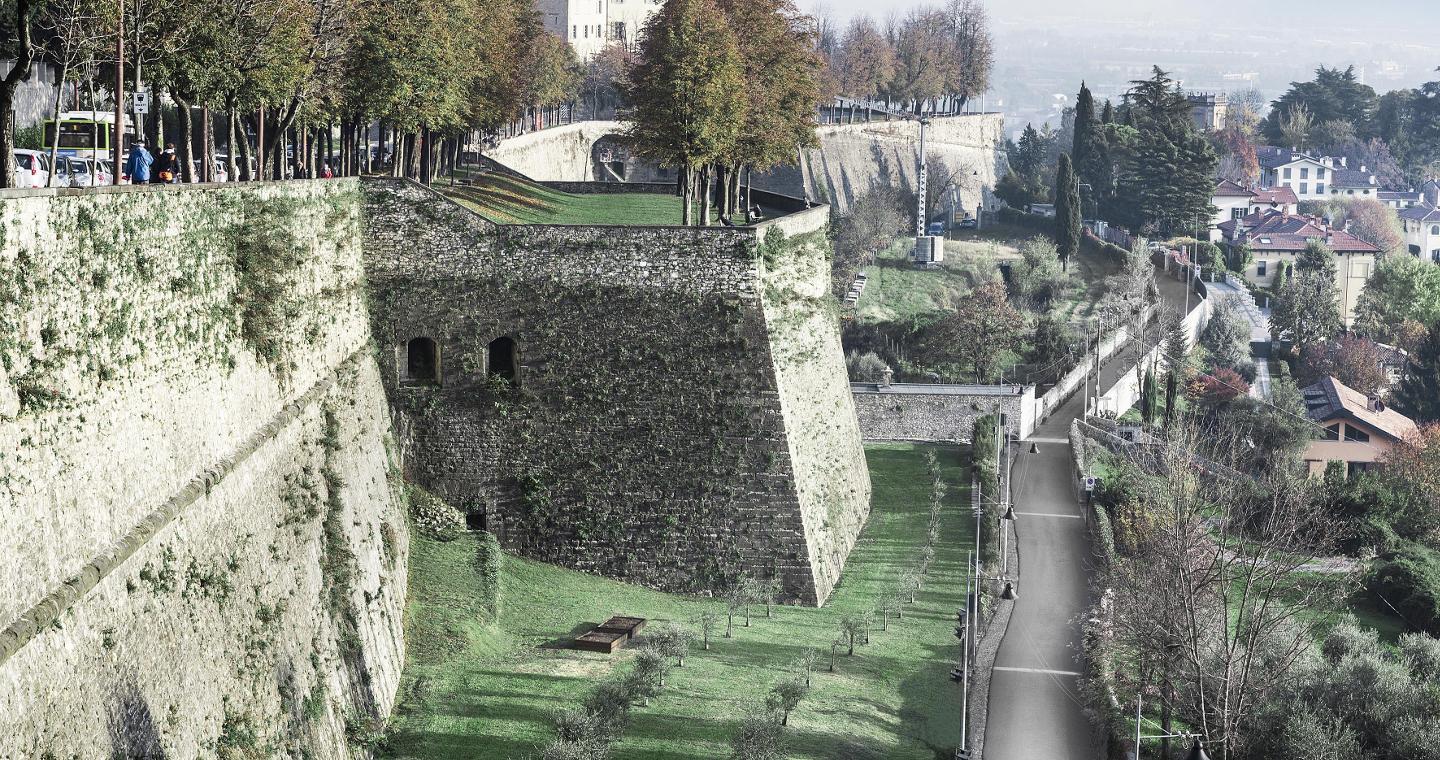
[1217,209,1380,326]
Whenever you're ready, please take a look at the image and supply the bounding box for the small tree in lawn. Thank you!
[839,615,866,655]
[738,576,767,627]
[649,622,692,667]
[696,610,719,650]
[728,709,783,760]
[766,675,809,727]
[725,582,749,638]
[631,646,669,700]
[829,639,841,672]
[899,570,923,604]
[877,600,898,628]
[793,649,820,687]
[760,577,783,618]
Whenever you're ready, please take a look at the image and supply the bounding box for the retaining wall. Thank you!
[851,383,1034,442]
[0,180,407,757]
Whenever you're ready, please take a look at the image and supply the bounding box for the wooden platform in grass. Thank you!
[441,172,689,226]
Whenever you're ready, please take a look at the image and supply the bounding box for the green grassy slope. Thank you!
[386,443,975,760]
[441,172,687,226]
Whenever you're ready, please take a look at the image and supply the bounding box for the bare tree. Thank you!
[1095,423,1340,759]
[40,0,110,186]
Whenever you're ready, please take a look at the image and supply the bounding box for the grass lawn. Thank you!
[441,171,690,226]
[855,239,1005,324]
[385,443,975,760]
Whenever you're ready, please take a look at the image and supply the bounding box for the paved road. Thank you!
[984,388,1100,760]
[985,266,1193,760]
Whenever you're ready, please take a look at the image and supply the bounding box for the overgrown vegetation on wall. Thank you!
[0,184,361,423]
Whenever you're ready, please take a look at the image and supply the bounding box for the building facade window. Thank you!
[1283,168,1292,179]
[1300,182,1308,195]
[1317,168,1326,179]
[1300,167,1309,179]
[1316,183,1325,194]
[1257,260,1268,277]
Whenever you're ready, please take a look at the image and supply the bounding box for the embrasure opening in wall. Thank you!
[405,337,440,385]
[487,336,517,385]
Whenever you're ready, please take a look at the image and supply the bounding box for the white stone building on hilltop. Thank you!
[536,0,663,59]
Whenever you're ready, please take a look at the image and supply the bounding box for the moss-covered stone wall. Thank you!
[363,180,870,605]
[0,182,407,757]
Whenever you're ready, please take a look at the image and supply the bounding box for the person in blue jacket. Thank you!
[124,140,153,184]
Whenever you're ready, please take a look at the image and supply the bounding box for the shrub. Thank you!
[728,709,784,760]
[1367,542,1440,636]
[474,530,502,621]
[845,350,889,382]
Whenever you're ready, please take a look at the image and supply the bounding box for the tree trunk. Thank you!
[701,164,712,227]
[723,609,732,638]
[46,60,72,187]
[226,110,238,182]
[409,130,422,180]
[0,0,35,187]
[682,165,693,226]
[175,94,196,183]
[238,114,255,181]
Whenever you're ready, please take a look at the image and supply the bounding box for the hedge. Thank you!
[1367,541,1440,636]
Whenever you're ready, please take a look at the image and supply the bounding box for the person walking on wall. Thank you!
[152,143,179,184]
[124,140,153,184]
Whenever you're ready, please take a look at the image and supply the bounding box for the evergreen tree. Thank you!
[1396,322,1440,423]
[626,0,746,225]
[1296,239,1338,279]
[1053,153,1081,270]
[1272,270,1341,349]
[1100,98,1115,124]
[1010,123,1046,182]
[1072,82,1106,193]
[1111,67,1217,234]
[1141,368,1159,425]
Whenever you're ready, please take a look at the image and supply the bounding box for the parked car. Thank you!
[957,217,978,229]
[69,157,112,187]
[926,221,946,236]
[49,156,77,188]
[12,149,50,188]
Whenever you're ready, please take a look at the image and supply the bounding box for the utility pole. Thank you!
[113,0,125,184]
[915,117,928,238]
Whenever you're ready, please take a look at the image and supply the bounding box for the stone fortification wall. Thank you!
[363,179,870,605]
[0,181,407,757]
[851,383,1032,443]
[751,113,1006,216]
[487,115,1005,219]
[485,121,627,181]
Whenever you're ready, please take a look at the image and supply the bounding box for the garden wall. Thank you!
[0,181,407,757]
[850,383,1034,442]
[362,180,870,605]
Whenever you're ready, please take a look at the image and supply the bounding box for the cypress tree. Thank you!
[1101,99,1115,124]
[1054,153,1081,270]
[1396,322,1440,422]
[1141,368,1159,425]
[1072,82,1106,194]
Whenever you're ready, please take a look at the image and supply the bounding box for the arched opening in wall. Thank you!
[487,336,518,385]
[405,337,440,385]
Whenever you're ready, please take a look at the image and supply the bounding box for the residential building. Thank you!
[1400,203,1440,264]
[1248,186,1299,216]
[1217,209,1380,326]
[1207,180,1298,241]
[1186,92,1227,131]
[1257,147,1336,202]
[536,0,662,60]
[1379,189,1425,209]
[1300,376,1417,477]
[1330,166,1378,199]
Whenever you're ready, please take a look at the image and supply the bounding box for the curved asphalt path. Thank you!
[983,265,1193,760]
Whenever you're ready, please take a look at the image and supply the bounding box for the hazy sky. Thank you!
[801,0,1440,29]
